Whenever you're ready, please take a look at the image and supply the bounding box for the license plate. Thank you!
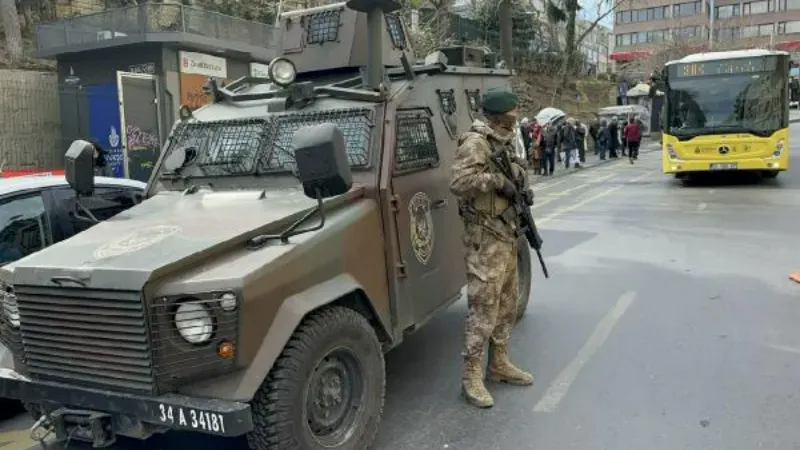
[710,163,737,171]
[158,404,227,433]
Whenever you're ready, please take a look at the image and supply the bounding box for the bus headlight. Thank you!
[773,140,784,157]
[666,144,678,160]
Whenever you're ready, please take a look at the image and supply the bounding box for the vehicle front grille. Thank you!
[15,285,155,395]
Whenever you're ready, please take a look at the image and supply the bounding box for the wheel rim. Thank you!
[305,347,365,447]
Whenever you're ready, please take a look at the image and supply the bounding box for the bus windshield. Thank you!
[666,70,786,138]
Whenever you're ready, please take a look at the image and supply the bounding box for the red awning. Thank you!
[777,41,800,51]
[609,51,650,61]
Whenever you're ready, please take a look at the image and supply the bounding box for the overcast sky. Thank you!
[578,0,615,29]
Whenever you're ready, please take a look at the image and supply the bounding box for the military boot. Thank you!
[487,345,534,386]
[461,356,494,408]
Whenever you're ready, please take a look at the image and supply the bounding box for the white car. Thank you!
[0,173,146,417]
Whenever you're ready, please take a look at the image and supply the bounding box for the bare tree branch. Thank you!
[575,0,627,46]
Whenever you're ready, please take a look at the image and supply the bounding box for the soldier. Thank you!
[450,87,535,409]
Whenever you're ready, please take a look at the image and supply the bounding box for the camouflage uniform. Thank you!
[450,87,535,409]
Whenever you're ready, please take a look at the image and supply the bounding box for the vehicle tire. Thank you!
[762,170,779,179]
[247,306,385,450]
[516,236,533,323]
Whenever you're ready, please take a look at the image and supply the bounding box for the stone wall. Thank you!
[0,70,62,171]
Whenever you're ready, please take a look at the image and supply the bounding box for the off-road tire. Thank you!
[247,306,385,450]
[516,236,533,323]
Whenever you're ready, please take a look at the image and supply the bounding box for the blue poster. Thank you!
[87,83,124,178]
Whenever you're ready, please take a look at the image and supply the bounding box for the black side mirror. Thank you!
[293,123,353,199]
[64,140,95,197]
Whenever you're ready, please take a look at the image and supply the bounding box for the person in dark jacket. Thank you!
[607,118,620,158]
[88,140,114,177]
[596,120,610,160]
[588,118,600,155]
[575,119,587,163]
[520,117,533,158]
[541,122,559,176]
[623,117,642,164]
[562,118,581,169]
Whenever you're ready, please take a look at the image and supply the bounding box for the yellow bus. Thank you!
[660,49,790,179]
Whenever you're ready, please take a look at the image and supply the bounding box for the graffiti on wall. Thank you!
[179,73,230,111]
[126,125,160,150]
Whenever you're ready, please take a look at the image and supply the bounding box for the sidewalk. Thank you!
[529,140,660,184]
[791,109,800,123]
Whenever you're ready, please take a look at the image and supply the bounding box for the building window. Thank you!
[778,21,800,34]
[673,1,700,17]
[677,25,700,37]
[616,5,669,23]
[743,0,770,14]
[715,4,740,17]
[776,0,800,10]
[717,27,742,40]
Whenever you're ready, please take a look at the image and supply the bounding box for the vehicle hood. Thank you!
[9,187,361,291]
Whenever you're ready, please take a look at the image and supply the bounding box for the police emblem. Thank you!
[94,225,181,260]
[408,192,435,265]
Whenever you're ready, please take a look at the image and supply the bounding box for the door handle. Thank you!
[432,199,448,209]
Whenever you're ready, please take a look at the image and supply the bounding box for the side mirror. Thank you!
[64,140,95,197]
[293,123,353,199]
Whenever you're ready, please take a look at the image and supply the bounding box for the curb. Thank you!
[529,143,660,182]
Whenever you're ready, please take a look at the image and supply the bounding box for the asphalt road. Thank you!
[4,128,800,449]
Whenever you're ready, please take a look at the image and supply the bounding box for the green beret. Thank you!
[481,87,518,114]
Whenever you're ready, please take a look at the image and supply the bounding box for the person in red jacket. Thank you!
[623,117,642,164]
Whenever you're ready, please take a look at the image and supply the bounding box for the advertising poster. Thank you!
[86,83,124,178]
[179,51,229,111]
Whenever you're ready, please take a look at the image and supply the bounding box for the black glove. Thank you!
[499,179,517,198]
[522,188,534,206]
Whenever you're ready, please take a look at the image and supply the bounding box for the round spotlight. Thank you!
[267,57,297,87]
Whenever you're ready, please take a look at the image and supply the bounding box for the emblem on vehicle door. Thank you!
[408,192,435,265]
[94,225,182,260]
[718,146,730,155]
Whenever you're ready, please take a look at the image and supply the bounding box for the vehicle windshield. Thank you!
[666,70,785,138]
[159,108,375,181]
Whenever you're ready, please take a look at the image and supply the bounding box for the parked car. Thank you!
[0,173,146,419]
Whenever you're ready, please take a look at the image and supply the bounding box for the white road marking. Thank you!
[533,291,637,413]
[697,202,707,211]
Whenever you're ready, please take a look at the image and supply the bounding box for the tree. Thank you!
[1,0,23,62]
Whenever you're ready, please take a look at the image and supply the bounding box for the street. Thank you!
[3,126,800,450]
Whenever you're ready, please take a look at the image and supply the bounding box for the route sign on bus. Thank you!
[674,56,778,78]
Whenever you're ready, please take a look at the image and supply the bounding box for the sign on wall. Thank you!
[250,62,270,78]
[129,62,156,74]
[179,51,227,78]
[86,83,124,178]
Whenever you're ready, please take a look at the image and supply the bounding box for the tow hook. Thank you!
[30,414,53,447]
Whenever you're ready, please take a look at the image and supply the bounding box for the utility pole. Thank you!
[498,0,513,70]
[708,0,715,50]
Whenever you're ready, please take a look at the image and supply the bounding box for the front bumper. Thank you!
[663,157,787,173]
[0,369,252,437]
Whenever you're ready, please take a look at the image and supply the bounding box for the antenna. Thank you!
[345,0,401,91]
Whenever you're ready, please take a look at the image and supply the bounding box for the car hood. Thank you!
[10,187,361,291]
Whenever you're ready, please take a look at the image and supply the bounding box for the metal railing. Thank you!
[36,3,280,53]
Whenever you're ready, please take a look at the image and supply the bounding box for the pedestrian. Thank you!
[88,140,114,177]
[596,120,609,160]
[575,119,587,163]
[588,117,600,155]
[608,117,620,158]
[541,122,558,176]
[450,86,535,409]
[531,119,543,175]
[623,117,642,164]
[562,118,581,169]
[519,117,533,161]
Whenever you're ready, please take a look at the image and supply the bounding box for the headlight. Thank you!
[773,140,784,157]
[218,292,237,312]
[666,143,678,160]
[1,284,19,329]
[174,302,213,344]
[267,57,297,87]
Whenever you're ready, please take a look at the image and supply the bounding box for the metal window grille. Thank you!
[436,89,457,115]
[384,12,407,50]
[395,111,439,172]
[165,119,268,176]
[258,108,375,172]
[306,10,341,44]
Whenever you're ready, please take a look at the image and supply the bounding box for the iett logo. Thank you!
[109,126,120,148]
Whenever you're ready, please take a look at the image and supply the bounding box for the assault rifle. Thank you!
[491,149,550,278]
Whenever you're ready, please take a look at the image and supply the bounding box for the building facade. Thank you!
[611,0,800,74]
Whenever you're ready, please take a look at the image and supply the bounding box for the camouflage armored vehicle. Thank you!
[0,0,533,448]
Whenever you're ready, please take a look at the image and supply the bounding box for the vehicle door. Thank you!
[47,185,142,236]
[0,191,56,266]
[389,107,462,328]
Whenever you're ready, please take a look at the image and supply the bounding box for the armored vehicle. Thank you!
[0,0,533,448]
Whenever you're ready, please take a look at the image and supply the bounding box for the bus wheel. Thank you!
[762,170,779,179]
[247,306,385,450]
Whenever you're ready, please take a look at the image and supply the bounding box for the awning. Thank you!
[776,41,800,51]
[609,51,650,61]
